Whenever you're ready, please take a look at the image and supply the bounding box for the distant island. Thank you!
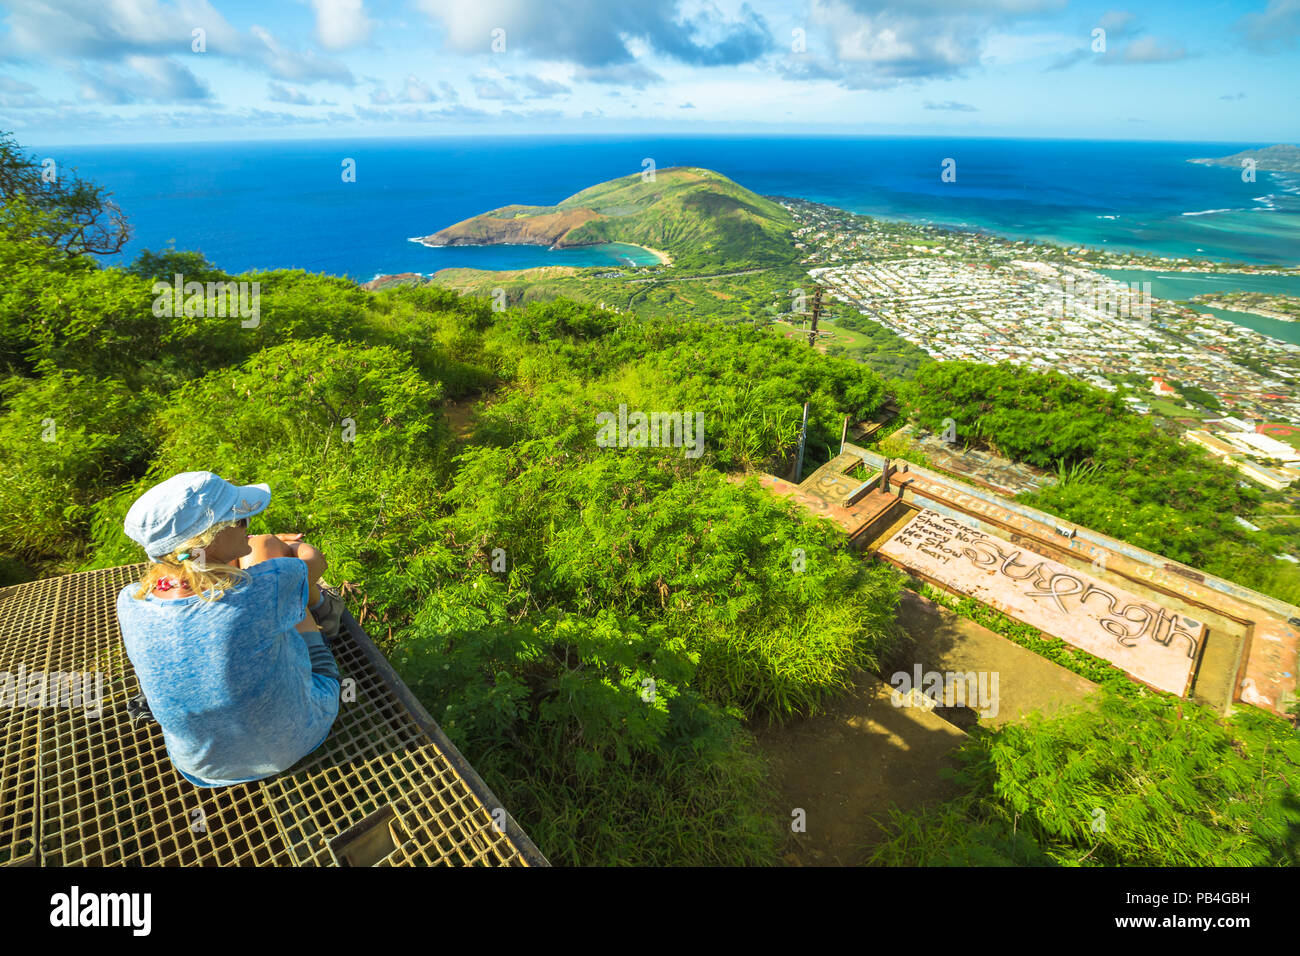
[1189,144,1300,173]
[414,166,797,271]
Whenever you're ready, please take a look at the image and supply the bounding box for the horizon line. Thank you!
[16,130,1290,151]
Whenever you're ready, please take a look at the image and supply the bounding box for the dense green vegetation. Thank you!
[869,689,1300,866]
[433,261,806,325]
[900,360,1300,603]
[2,133,1296,868]
[823,312,931,379]
[431,265,932,382]
[1171,380,1224,410]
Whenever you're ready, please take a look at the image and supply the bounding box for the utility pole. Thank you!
[794,287,826,482]
[808,284,823,347]
[794,402,810,483]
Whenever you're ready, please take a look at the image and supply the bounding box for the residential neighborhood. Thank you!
[784,199,1300,489]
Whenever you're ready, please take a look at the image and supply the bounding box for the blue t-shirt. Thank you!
[116,558,340,787]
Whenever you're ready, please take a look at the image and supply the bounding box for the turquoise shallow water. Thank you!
[1098,269,1300,343]
[408,240,663,276]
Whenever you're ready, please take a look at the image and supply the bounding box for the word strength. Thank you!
[596,404,704,458]
[50,886,151,936]
[0,665,103,717]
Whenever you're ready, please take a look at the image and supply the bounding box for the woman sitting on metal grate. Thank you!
[114,471,346,788]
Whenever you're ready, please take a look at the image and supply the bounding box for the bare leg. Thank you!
[241,534,323,624]
[293,541,326,608]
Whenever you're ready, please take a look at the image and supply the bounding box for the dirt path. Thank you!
[751,669,967,866]
[443,397,479,441]
[753,589,1099,865]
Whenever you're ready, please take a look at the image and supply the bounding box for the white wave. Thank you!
[368,271,427,282]
[1181,207,1239,216]
[1272,174,1300,195]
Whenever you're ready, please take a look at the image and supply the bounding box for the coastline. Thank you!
[632,244,673,266]
[403,192,1297,284]
[1194,298,1299,322]
[408,234,673,268]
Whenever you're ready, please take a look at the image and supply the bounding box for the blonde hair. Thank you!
[133,519,251,602]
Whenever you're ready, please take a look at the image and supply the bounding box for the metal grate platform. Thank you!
[0,565,547,867]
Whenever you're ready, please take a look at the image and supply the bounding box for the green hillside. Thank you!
[420,166,798,271]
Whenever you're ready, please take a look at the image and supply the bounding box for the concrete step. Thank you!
[750,593,1099,866]
[800,451,866,488]
[886,589,1100,729]
[852,494,912,550]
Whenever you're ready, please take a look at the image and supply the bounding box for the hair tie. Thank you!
[176,551,191,562]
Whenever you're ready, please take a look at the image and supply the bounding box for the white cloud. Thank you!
[1118,36,1187,63]
[76,55,213,104]
[573,62,664,88]
[514,73,571,97]
[368,74,440,104]
[1097,10,1137,36]
[1237,0,1300,51]
[0,73,55,107]
[250,24,354,85]
[474,76,518,101]
[309,0,372,51]
[416,0,772,69]
[791,0,1072,87]
[0,1,354,93]
[353,103,489,122]
[398,74,436,102]
[0,0,242,60]
[924,99,978,111]
[267,81,335,105]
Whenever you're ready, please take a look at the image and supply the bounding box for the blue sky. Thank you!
[1,0,1297,145]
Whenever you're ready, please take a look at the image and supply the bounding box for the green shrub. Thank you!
[871,690,1300,867]
[0,368,156,565]
[395,584,782,865]
[88,336,451,628]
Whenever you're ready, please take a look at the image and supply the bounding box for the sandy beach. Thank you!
[635,244,673,266]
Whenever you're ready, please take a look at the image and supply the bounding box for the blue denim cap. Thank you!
[124,471,271,561]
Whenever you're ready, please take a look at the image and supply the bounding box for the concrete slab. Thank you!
[892,468,1296,716]
[743,473,895,548]
[879,509,1204,697]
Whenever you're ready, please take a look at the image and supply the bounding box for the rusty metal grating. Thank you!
[0,564,547,867]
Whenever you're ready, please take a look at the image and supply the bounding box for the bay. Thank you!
[1098,268,1300,344]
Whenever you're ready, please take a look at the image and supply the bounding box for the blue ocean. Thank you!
[38,135,1300,280]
